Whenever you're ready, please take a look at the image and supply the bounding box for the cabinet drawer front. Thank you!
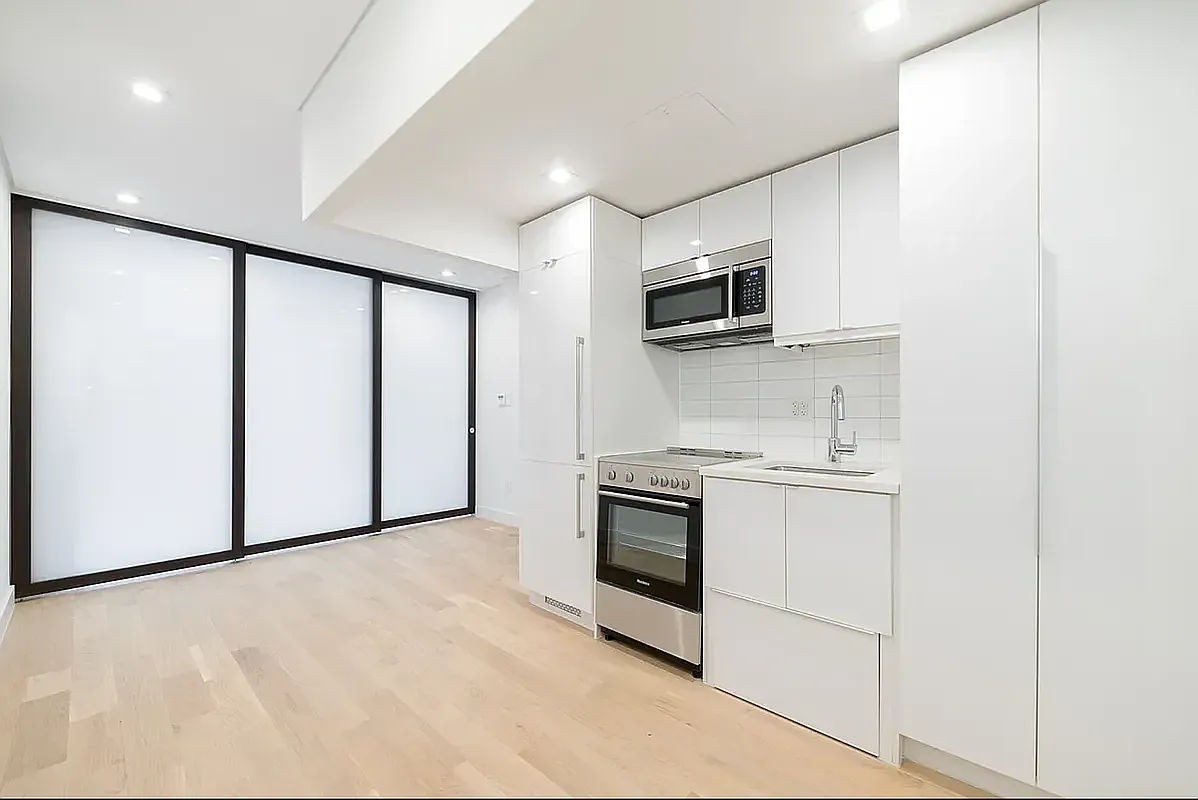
[702,478,786,606]
[705,589,880,754]
[785,487,893,634]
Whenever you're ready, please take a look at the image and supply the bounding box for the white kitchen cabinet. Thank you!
[839,132,899,330]
[518,461,593,615]
[1036,2,1198,796]
[518,203,592,466]
[898,8,1039,785]
[771,152,840,338]
[641,201,699,270]
[702,478,785,607]
[697,176,771,255]
[705,589,880,755]
[785,486,892,635]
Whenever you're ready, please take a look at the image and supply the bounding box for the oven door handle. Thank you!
[598,490,691,510]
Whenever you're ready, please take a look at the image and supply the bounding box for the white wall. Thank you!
[679,340,900,463]
[0,140,14,618]
[474,277,519,525]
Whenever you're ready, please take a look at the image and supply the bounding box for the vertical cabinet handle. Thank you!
[576,472,586,539]
[575,336,585,461]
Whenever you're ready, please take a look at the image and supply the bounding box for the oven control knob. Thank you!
[606,469,616,481]
[681,478,691,490]
[669,477,680,489]
[625,471,634,483]
[649,475,659,486]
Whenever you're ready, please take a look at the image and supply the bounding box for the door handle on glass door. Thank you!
[576,472,586,538]
[575,336,585,461]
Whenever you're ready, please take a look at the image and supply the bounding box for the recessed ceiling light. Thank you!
[114,226,131,235]
[356,306,367,312]
[131,81,165,104]
[529,290,539,295]
[862,0,902,32]
[689,239,702,247]
[116,192,140,205]
[441,269,455,277]
[548,166,573,184]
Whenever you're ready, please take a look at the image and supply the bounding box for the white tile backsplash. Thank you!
[677,340,901,464]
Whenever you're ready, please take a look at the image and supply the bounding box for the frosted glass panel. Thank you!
[382,285,469,519]
[245,256,372,543]
[31,212,233,581]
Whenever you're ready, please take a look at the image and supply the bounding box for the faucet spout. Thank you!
[827,384,857,463]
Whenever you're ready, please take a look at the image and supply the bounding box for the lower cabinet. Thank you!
[705,589,880,755]
[518,460,593,616]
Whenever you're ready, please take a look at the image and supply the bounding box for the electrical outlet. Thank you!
[497,392,508,407]
[792,399,810,417]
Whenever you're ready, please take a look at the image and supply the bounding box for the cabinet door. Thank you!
[705,589,880,755]
[771,153,839,338]
[518,204,592,465]
[898,7,1039,785]
[785,487,892,634]
[641,201,699,270]
[702,478,785,606]
[1037,2,1198,796]
[840,132,899,329]
[518,461,593,614]
[698,176,771,255]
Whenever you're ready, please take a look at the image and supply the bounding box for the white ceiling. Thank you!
[322,0,1038,263]
[0,0,515,289]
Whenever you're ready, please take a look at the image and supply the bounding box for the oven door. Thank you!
[642,267,734,342]
[596,488,701,612]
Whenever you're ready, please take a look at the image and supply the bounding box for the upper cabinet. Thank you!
[697,176,772,255]
[772,134,900,346]
[641,201,699,270]
[839,132,899,329]
[772,152,840,337]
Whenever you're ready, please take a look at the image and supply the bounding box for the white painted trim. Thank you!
[474,507,518,528]
[902,737,1054,798]
[774,323,899,349]
[0,585,17,647]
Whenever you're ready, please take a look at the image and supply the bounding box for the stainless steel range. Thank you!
[595,446,761,676]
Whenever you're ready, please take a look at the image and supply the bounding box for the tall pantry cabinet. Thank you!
[518,197,678,627]
[899,1,1198,796]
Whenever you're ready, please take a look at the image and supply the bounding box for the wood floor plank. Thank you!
[0,517,961,798]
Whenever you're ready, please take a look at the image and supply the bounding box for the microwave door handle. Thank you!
[728,266,738,326]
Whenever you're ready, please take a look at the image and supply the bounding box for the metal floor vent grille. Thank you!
[543,595,582,618]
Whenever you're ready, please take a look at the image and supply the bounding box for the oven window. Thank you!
[645,274,728,330]
[606,504,689,584]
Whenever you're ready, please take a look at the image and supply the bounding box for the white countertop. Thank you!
[700,457,901,495]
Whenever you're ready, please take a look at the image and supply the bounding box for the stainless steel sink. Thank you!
[764,464,876,477]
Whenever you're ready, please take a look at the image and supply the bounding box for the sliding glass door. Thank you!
[13,198,475,596]
[243,255,373,547]
[381,283,471,521]
[30,211,233,581]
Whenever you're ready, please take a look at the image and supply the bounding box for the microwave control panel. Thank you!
[735,266,768,316]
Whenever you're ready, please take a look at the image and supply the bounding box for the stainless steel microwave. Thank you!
[641,240,772,349]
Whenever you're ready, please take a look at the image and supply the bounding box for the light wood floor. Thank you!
[0,517,958,797]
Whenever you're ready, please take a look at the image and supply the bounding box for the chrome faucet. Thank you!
[828,384,858,463]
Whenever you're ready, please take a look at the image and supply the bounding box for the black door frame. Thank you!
[10,195,477,597]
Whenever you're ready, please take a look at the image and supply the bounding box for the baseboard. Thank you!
[901,737,1053,798]
[529,592,594,632]
[0,585,15,648]
[475,506,518,527]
